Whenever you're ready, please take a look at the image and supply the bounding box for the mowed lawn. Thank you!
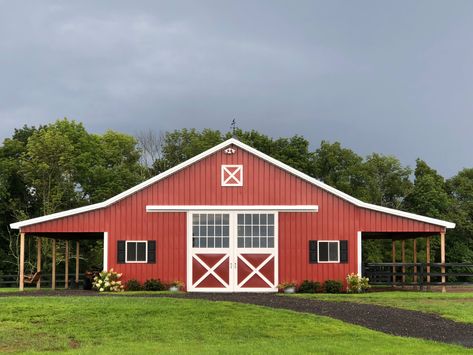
[291,291,473,324]
[0,294,472,354]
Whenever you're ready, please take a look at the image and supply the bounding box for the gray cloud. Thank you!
[1,1,472,177]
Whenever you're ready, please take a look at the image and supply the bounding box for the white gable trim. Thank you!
[10,138,455,229]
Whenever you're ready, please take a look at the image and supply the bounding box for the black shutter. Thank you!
[117,240,126,264]
[148,240,156,264]
[340,240,348,263]
[309,240,318,263]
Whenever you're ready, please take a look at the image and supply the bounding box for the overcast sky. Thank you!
[1,1,472,177]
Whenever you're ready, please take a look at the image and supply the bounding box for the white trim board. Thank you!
[103,232,108,271]
[10,138,455,229]
[147,205,318,212]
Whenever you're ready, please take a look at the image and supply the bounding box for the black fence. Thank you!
[363,263,473,289]
[0,273,84,288]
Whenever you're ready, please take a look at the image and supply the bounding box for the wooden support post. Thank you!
[401,239,406,286]
[441,232,446,293]
[75,241,80,289]
[413,239,417,284]
[65,240,69,289]
[37,238,42,289]
[392,239,396,285]
[19,233,25,291]
[52,239,56,290]
[426,236,431,288]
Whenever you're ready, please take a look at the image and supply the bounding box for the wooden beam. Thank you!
[75,241,80,289]
[401,239,406,286]
[19,233,25,291]
[392,239,396,285]
[65,240,69,289]
[52,239,56,290]
[441,232,446,293]
[426,236,431,287]
[37,238,42,289]
[413,239,417,284]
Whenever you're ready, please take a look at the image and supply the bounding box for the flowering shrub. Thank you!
[93,269,124,292]
[346,273,370,293]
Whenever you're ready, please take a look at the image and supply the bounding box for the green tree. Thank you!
[19,119,89,215]
[445,169,473,263]
[79,131,143,203]
[312,141,366,198]
[153,128,223,174]
[0,125,42,274]
[363,153,412,208]
[403,159,450,218]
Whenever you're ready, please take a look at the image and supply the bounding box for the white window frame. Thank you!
[125,240,148,263]
[317,240,340,263]
[221,165,243,187]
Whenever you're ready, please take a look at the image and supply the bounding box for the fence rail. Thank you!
[0,273,84,288]
[363,262,473,288]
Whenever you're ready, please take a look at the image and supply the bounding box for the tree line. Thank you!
[1,119,472,277]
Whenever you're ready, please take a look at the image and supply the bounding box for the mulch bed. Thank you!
[3,290,473,348]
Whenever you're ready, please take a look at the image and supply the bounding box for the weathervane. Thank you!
[231,118,237,138]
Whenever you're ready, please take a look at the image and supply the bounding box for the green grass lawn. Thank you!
[290,291,473,324]
[0,296,471,354]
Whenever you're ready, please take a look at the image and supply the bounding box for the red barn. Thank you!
[11,138,455,292]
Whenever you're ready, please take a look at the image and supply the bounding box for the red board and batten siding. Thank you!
[21,144,445,284]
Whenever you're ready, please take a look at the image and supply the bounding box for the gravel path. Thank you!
[180,293,473,348]
[3,290,473,348]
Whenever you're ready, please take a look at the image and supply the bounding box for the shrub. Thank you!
[125,279,143,291]
[144,278,166,291]
[298,280,322,293]
[92,269,124,292]
[346,273,370,293]
[324,279,343,294]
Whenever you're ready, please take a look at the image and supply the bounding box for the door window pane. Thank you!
[192,213,230,248]
[237,213,275,248]
[223,226,229,236]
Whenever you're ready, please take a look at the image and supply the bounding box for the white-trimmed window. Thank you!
[318,241,339,263]
[126,241,148,263]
